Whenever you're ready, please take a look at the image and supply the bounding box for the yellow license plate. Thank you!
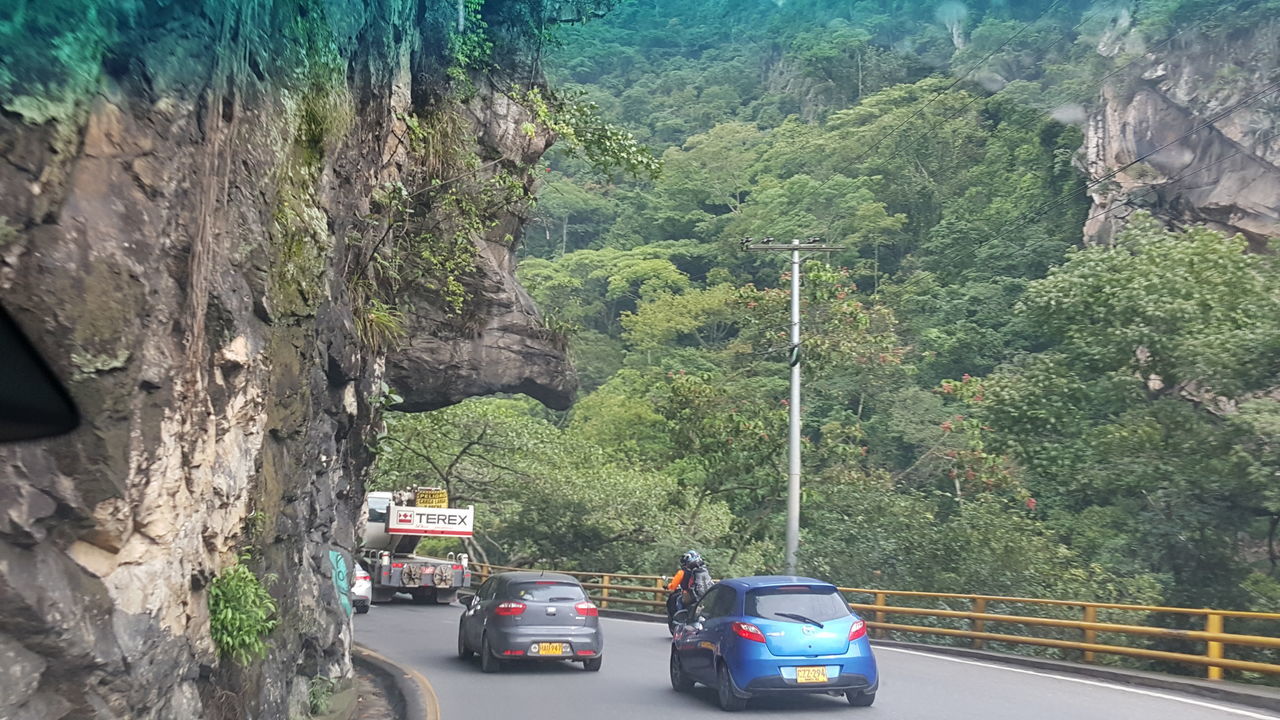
[538,643,564,655]
[795,666,828,684]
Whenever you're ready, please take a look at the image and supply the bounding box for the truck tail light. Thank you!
[391,563,405,569]
[732,622,766,643]
[849,619,867,641]
[452,564,463,570]
[495,601,526,616]
[575,602,598,617]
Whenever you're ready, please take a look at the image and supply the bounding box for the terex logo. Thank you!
[414,511,472,528]
[388,505,474,536]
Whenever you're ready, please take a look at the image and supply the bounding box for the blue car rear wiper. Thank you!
[776,612,824,628]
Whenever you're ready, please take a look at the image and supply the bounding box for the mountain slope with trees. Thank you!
[375,0,1280,643]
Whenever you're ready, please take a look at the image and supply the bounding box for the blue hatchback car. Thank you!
[669,576,878,710]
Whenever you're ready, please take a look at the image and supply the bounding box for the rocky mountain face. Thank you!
[0,3,573,719]
[1084,18,1280,249]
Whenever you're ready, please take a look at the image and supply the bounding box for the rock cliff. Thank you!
[0,2,573,719]
[1084,18,1280,249]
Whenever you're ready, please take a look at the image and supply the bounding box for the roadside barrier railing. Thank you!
[468,563,1280,681]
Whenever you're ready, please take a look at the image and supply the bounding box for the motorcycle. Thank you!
[666,589,685,636]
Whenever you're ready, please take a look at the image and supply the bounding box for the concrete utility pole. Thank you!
[741,237,841,575]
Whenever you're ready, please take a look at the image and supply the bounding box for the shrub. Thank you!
[209,556,279,665]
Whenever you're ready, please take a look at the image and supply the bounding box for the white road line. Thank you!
[602,616,1280,718]
[879,647,1280,719]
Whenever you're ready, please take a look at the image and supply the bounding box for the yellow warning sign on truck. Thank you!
[415,487,448,508]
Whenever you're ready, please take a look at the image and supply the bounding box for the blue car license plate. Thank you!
[795,666,827,684]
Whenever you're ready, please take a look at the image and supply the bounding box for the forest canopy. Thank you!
[374,0,1280,635]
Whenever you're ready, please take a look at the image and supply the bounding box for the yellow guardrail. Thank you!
[468,563,1280,681]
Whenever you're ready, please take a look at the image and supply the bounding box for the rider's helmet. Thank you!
[680,550,703,570]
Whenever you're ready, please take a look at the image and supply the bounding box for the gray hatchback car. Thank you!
[458,571,604,672]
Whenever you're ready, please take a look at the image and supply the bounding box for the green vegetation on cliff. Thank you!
[209,557,279,665]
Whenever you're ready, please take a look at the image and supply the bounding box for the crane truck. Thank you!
[360,490,473,604]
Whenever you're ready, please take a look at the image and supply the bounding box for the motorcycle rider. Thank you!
[676,550,712,607]
[664,550,713,633]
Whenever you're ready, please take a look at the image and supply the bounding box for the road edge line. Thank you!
[353,642,442,720]
[597,608,1280,714]
[873,640,1280,715]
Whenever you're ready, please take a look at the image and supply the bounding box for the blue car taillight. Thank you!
[849,619,867,641]
[732,621,766,643]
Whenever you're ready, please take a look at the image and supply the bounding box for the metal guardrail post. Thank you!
[874,592,887,640]
[601,574,611,609]
[1082,606,1097,663]
[972,598,986,649]
[1206,613,1224,680]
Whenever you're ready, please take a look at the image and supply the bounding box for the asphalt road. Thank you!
[355,600,1278,720]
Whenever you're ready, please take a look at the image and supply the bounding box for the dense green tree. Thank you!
[977,216,1280,606]
[374,398,731,572]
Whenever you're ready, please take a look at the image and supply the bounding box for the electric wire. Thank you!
[826,1,1237,238]
[863,3,1111,182]
[881,125,1280,302]
[992,127,1280,267]
[972,77,1280,252]
[757,2,1234,282]
[803,0,1070,196]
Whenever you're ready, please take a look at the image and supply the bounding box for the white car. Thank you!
[351,564,372,614]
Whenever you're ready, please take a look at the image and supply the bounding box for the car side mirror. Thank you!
[672,608,689,623]
[460,595,474,608]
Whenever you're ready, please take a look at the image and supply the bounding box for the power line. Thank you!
[747,6,1263,301]
[739,5,1080,278]
[888,125,1280,298]
[741,132,1273,411]
[726,0,1077,225]
[890,5,1234,205]
[825,79,1279,313]
[975,77,1280,250]
[1092,3,1231,88]
[807,0,1070,192]
[836,1,1237,228]
[1015,128,1280,260]
[747,3,1235,291]
[822,2,1236,233]
[875,76,1280,291]
[864,3,1111,180]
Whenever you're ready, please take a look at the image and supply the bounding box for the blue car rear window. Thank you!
[746,586,851,622]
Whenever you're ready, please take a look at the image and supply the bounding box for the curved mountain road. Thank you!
[355,601,1277,720]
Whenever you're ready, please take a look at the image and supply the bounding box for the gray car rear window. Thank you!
[508,582,587,602]
[746,586,851,622]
